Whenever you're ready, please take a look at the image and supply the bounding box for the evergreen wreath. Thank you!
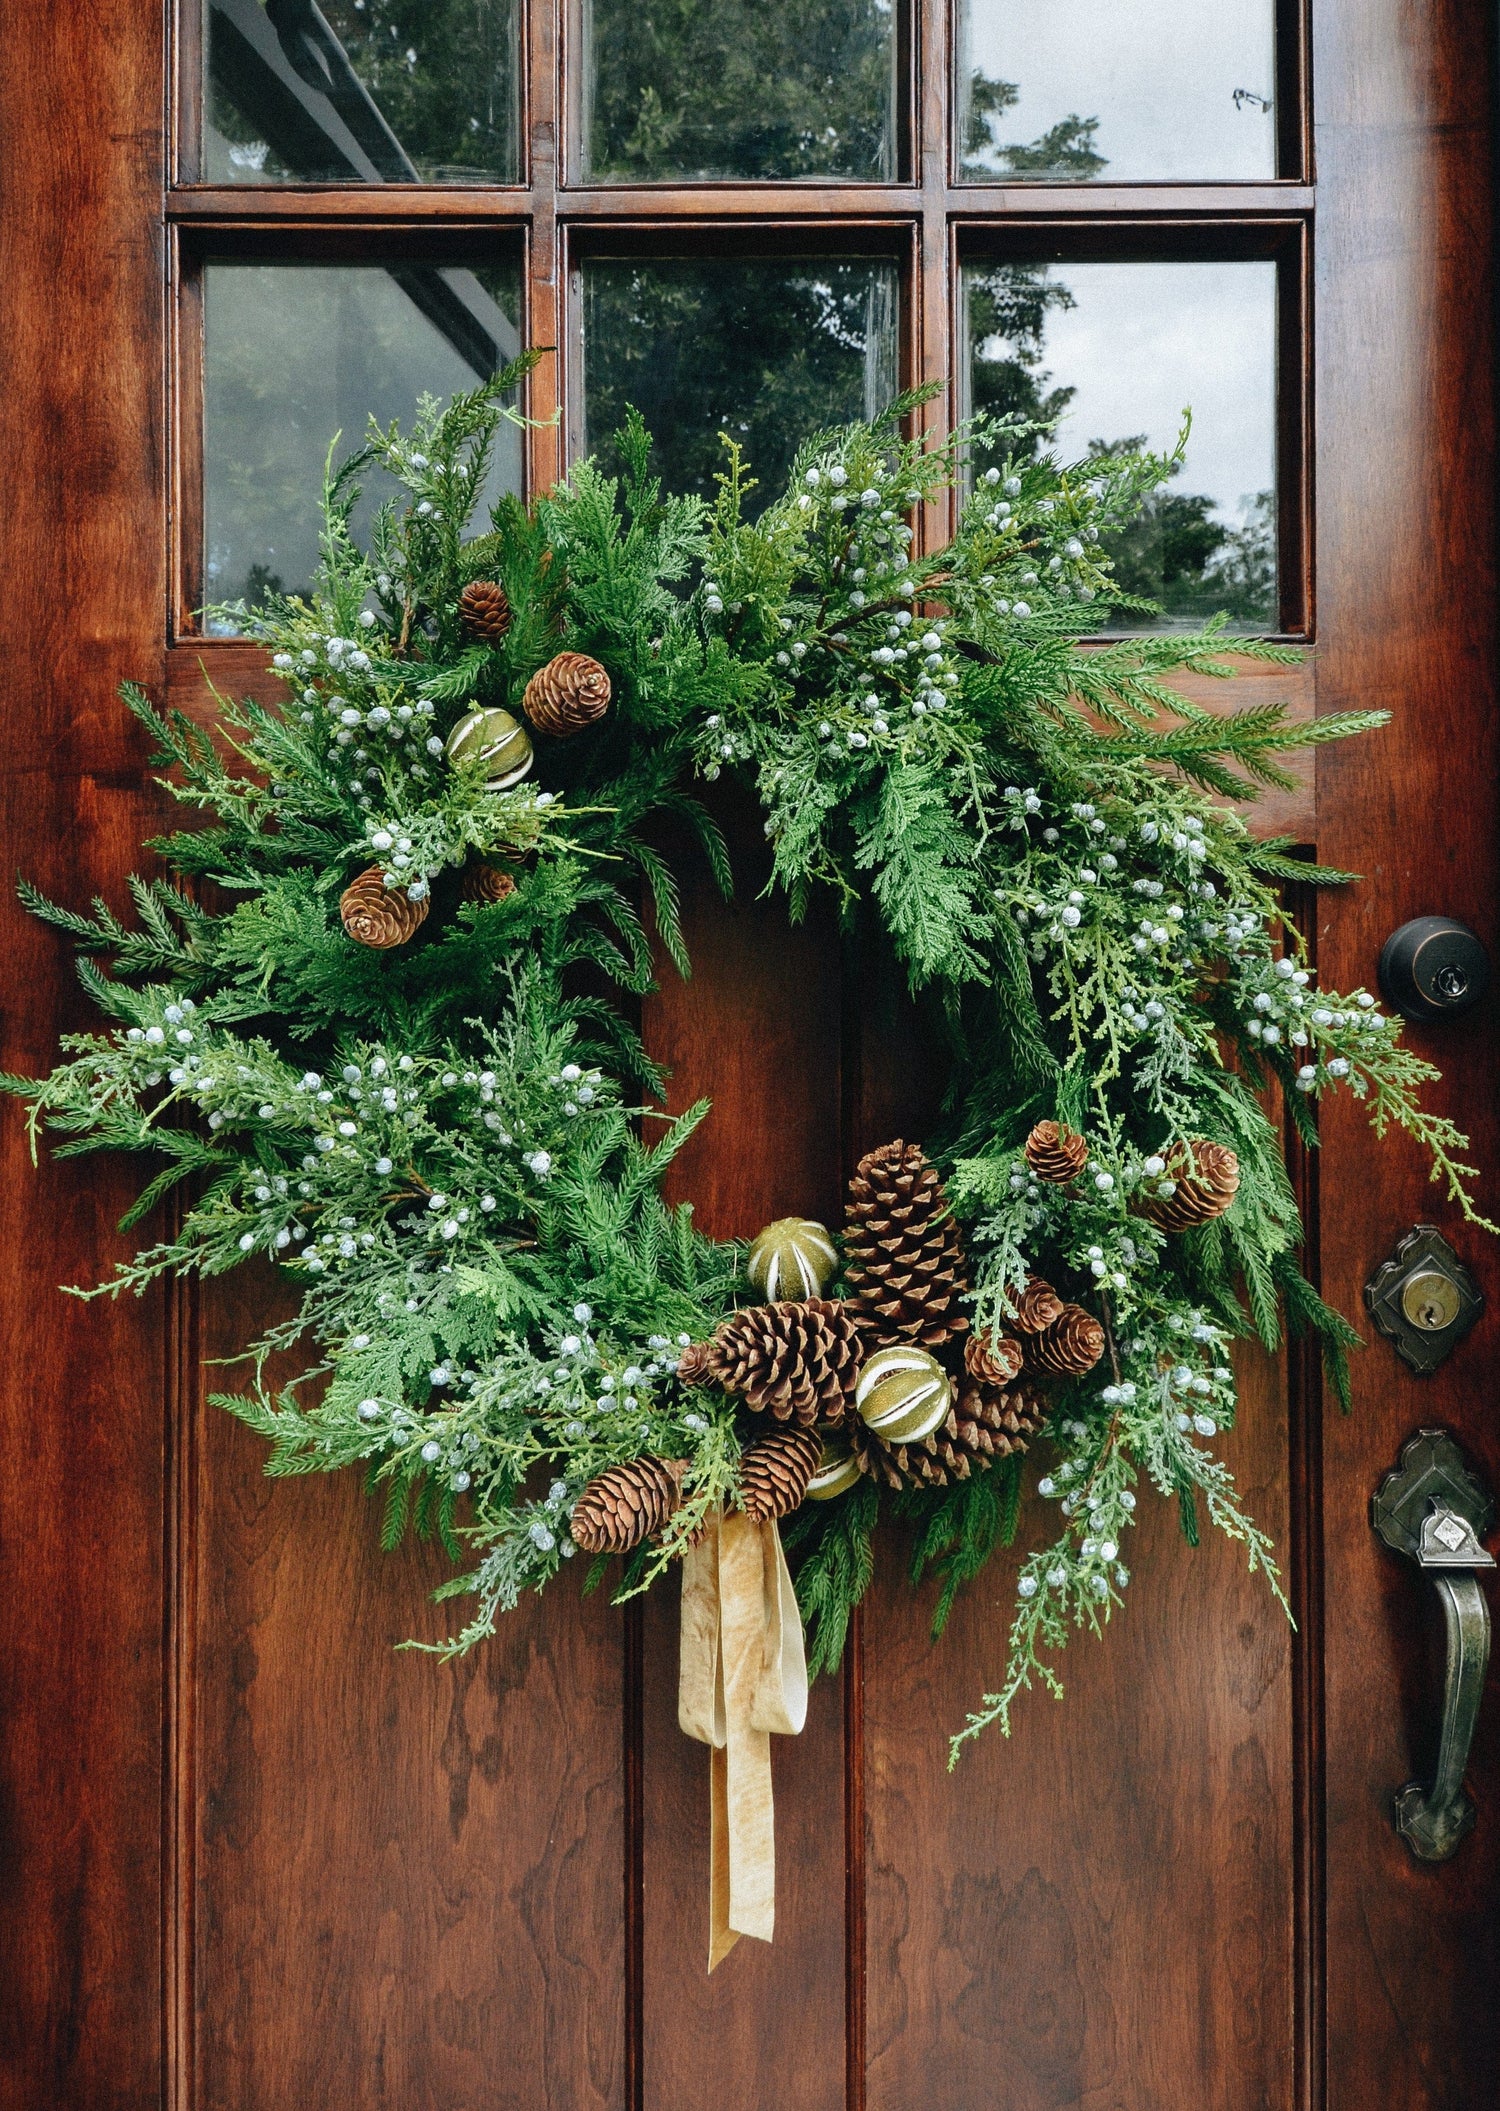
[10,357,1487,1759]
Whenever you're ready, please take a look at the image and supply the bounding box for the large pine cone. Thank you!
[738,1426,822,1522]
[570,1456,686,1553]
[965,1332,1025,1386]
[523,651,612,737]
[458,578,512,643]
[1137,1140,1241,1232]
[1005,1277,1065,1335]
[1023,1120,1089,1185]
[1026,1304,1106,1378]
[462,862,517,905]
[339,866,430,949]
[843,1140,970,1349]
[686,1298,867,1427]
[854,1379,1047,1488]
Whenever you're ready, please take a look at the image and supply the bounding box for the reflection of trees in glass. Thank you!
[961,73,1106,180]
[583,262,898,507]
[207,0,519,183]
[966,270,1278,632]
[1086,440,1277,629]
[204,263,521,625]
[584,0,897,180]
[966,261,1080,432]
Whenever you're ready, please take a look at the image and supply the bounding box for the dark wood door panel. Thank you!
[1314,0,1500,2102]
[642,796,851,2110]
[189,1292,629,2111]
[863,1350,1297,2111]
[0,781,173,2111]
[0,0,169,2098]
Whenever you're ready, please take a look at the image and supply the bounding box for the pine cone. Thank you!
[461,863,517,906]
[1137,1140,1241,1232]
[698,1298,867,1428]
[853,1380,1047,1489]
[1026,1304,1106,1379]
[1023,1120,1089,1185]
[965,1332,1024,1386]
[675,1340,715,1388]
[1006,1277,1065,1335]
[339,866,430,949]
[843,1140,970,1349]
[569,1456,687,1554]
[458,578,512,643]
[738,1426,823,1522]
[523,651,612,738]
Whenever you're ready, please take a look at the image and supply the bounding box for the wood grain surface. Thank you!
[188,1288,627,2110]
[0,3,169,2105]
[1313,0,1500,2103]
[7,0,1500,2103]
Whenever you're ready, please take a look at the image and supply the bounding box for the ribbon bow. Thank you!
[678,1506,808,1969]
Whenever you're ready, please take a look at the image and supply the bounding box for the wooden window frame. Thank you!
[166,0,1316,646]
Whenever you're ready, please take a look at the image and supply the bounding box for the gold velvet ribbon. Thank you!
[678,1506,809,1970]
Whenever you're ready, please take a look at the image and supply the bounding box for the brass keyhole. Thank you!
[1402,1269,1463,1332]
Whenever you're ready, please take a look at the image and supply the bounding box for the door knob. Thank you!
[1373,1428,1496,1860]
[1378,916,1490,1021]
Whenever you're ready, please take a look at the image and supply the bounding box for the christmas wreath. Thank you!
[10,357,1486,1957]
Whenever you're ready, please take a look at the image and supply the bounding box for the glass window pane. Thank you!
[583,0,899,181]
[958,0,1275,183]
[203,0,520,184]
[581,258,899,506]
[203,260,522,629]
[963,259,1278,629]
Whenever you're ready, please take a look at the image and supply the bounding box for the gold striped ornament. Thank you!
[804,1436,862,1501]
[855,1345,953,1446]
[746,1216,839,1302]
[443,706,534,789]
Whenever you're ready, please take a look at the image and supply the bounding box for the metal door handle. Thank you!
[1372,1429,1496,1861]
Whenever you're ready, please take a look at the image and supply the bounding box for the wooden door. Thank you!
[1,2,1496,2106]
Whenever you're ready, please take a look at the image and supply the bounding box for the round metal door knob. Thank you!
[1378,916,1490,1022]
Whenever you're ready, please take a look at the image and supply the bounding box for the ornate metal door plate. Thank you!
[1365,1225,1482,1374]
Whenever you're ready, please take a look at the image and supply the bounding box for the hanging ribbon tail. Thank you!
[679,1506,808,1971]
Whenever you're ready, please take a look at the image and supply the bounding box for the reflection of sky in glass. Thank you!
[978,262,1277,529]
[960,0,1275,181]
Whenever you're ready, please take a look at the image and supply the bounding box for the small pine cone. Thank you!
[339,866,430,949]
[458,578,512,643]
[843,1139,970,1349]
[523,651,612,738]
[738,1426,823,1522]
[964,1332,1025,1386]
[569,1456,687,1554]
[1023,1120,1089,1185]
[1137,1140,1241,1233]
[675,1340,715,1389]
[1027,1304,1106,1379]
[1006,1276,1065,1335]
[461,863,517,906]
[851,1381,1046,1489]
[700,1298,868,1428]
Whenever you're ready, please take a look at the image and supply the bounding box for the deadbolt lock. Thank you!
[1366,1226,1483,1374]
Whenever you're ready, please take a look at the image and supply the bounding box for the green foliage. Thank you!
[7,364,1486,1749]
[586,0,897,181]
